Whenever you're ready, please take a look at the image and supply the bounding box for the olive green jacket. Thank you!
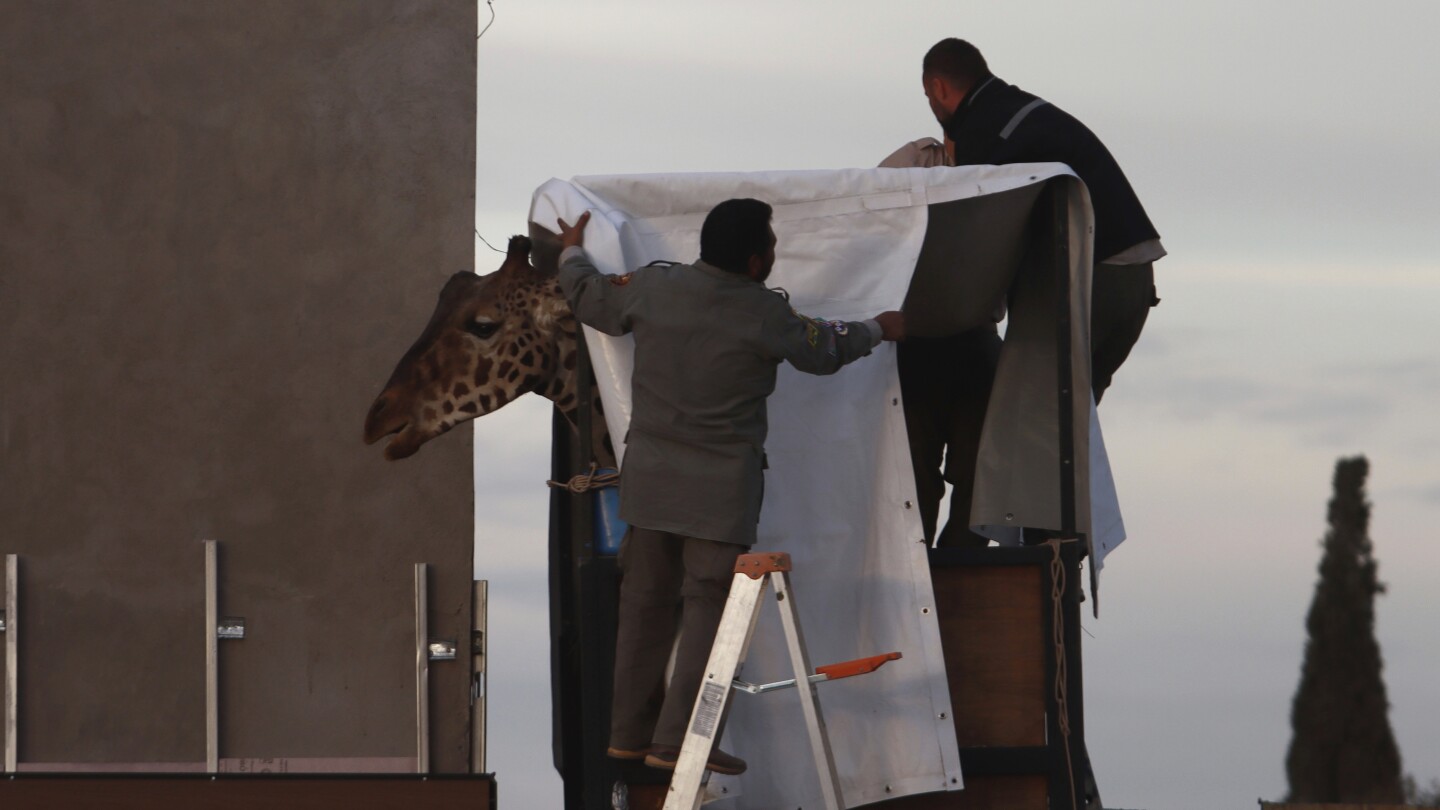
[559,247,880,545]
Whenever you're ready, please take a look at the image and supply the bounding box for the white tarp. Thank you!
[528,165,1123,808]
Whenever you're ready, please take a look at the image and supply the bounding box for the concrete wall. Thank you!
[0,1,476,772]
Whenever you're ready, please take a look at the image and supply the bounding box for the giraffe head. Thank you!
[364,234,579,460]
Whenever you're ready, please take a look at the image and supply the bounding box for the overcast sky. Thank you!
[467,3,1440,808]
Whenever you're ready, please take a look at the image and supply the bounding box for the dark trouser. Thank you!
[610,526,744,750]
[1091,262,1158,403]
[898,325,1002,549]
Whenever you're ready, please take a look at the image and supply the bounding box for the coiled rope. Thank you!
[1046,538,1080,810]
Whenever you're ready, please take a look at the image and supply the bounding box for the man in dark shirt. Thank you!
[921,37,1165,399]
[887,38,1164,549]
[906,39,1155,808]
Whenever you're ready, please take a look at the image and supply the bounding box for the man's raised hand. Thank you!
[557,211,592,250]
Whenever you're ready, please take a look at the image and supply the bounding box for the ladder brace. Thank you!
[731,652,902,695]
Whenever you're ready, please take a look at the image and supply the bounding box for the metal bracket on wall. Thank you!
[218,617,246,640]
[5,554,18,773]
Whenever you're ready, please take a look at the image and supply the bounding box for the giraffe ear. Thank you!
[527,222,562,277]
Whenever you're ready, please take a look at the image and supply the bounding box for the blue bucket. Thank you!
[592,468,627,556]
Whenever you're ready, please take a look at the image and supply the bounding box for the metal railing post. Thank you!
[4,554,18,773]
[471,579,488,774]
[205,540,219,773]
[415,563,430,773]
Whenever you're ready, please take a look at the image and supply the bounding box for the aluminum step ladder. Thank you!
[663,551,902,810]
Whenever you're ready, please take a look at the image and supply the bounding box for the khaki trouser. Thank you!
[1091,262,1158,403]
[610,527,744,750]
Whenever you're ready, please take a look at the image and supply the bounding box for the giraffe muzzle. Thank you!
[364,393,414,456]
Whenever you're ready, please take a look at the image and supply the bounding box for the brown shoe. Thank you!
[606,745,651,761]
[644,746,747,776]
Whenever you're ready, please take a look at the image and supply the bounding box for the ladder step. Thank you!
[733,551,791,579]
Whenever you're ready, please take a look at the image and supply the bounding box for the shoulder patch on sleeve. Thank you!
[801,317,820,347]
[791,308,842,352]
[790,310,856,355]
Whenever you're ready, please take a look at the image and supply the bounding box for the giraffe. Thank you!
[363,232,612,464]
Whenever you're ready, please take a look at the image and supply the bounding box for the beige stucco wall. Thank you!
[0,1,476,772]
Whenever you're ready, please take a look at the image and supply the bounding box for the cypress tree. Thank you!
[1284,456,1403,802]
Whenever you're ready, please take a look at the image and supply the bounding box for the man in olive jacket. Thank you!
[556,199,904,776]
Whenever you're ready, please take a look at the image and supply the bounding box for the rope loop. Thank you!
[546,461,620,494]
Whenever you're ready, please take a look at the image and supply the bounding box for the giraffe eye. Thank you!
[465,319,500,340]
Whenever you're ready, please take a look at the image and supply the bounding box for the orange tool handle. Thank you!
[814,651,902,681]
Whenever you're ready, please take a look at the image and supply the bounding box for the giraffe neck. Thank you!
[534,281,581,410]
[533,280,615,468]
